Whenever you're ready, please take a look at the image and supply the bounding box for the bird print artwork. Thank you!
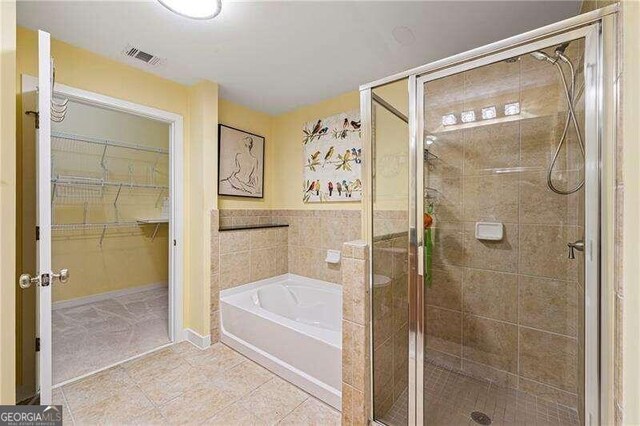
[304,179,320,195]
[332,118,350,139]
[306,150,322,171]
[342,179,352,198]
[350,148,362,164]
[323,146,335,165]
[312,120,322,134]
[302,110,362,203]
[303,119,327,145]
[336,149,352,171]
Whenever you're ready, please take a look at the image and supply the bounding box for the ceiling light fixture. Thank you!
[461,110,476,123]
[158,0,222,20]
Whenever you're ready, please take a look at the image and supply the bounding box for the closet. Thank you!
[50,100,171,385]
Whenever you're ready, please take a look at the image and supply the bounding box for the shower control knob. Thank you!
[567,240,585,259]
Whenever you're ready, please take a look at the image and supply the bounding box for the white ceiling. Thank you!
[17,0,581,114]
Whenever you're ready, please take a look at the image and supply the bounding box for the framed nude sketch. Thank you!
[218,124,265,198]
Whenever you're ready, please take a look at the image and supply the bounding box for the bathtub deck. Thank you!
[52,341,341,425]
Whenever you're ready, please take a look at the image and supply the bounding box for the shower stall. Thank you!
[362,5,618,426]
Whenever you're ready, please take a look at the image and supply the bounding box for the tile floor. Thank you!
[378,361,580,426]
[53,286,170,384]
[52,341,341,425]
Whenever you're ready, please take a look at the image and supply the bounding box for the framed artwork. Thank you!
[302,109,362,203]
[218,124,265,198]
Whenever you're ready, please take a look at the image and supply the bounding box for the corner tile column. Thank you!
[341,240,370,425]
[210,210,220,343]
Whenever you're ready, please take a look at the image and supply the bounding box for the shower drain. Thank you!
[470,411,492,425]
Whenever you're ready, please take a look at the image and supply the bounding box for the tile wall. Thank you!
[341,240,370,425]
[423,41,586,409]
[372,230,408,417]
[210,208,362,341]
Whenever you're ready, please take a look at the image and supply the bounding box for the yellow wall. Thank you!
[15,27,216,340]
[372,79,409,212]
[186,81,218,335]
[218,99,273,209]
[0,0,17,406]
[219,90,370,211]
[50,102,170,302]
[271,91,361,210]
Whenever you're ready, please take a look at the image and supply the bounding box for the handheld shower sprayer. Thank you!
[529,43,585,195]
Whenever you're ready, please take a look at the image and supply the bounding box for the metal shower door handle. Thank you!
[568,240,585,259]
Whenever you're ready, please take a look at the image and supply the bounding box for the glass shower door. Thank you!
[370,80,410,426]
[417,26,599,426]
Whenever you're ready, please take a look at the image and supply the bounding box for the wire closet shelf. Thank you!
[50,131,170,245]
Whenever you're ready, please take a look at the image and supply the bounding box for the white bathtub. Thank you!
[220,274,342,409]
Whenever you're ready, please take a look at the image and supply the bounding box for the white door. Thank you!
[36,29,53,405]
[18,30,63,405]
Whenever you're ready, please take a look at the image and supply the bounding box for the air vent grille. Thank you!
[122,44,164,67]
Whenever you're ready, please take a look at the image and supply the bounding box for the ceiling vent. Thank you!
[122,44,165,67]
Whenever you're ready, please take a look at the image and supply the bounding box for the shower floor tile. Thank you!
[52,286,170,385]
[378,361,580,426]
[54,341,341,426]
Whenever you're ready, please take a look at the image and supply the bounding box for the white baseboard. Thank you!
[52,281,168,311]
[183,328,211,349]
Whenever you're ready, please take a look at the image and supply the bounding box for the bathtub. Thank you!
[220,274,342,409]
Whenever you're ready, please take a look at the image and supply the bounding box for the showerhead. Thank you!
[555,42,570,55]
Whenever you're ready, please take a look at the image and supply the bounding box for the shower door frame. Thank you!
[413,23,601,425]
[361,4,619,425]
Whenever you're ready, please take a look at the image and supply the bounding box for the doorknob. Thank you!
[567,240,585,259]
[52,268,70,284]
[19,273,39,289]
[18,269,69,288]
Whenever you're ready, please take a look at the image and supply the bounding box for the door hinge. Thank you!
[36,226,40,241]
[173,239,176,246]
[35,337,40,352]
[25,110,39,129]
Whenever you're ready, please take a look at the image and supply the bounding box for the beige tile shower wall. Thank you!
[372,231,408,417]
[424,44,585,410]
